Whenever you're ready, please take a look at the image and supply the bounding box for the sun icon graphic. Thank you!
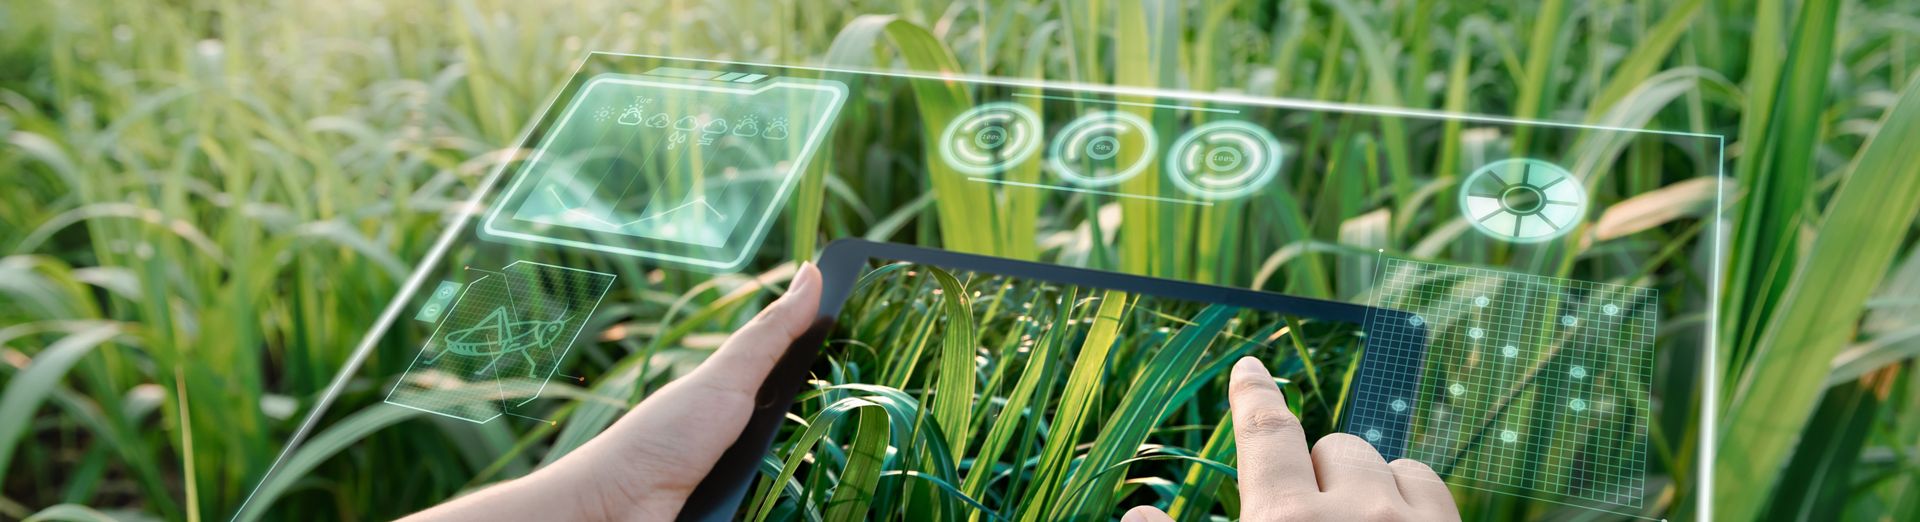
[593,107,614,122]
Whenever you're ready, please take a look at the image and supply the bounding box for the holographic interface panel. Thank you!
[1347,257,1657,508]
[483,69,847,271]
[239,53,1719,522]
[387,261,616,423]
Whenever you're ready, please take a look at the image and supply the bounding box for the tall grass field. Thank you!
[2,0,1919,521]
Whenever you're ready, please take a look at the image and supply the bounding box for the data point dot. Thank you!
[1365,428,1382,441]
[1361,257,1656,505]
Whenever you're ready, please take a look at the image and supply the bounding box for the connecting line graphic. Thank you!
[968,178,1213,207]
[504,411,557,426]
[1351,253,1658,517]
[538,107,738,234]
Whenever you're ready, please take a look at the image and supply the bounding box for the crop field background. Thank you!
[2,0,1919,521]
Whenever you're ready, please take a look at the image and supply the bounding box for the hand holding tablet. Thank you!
[404,241,1458,521]
[401,263,825,522]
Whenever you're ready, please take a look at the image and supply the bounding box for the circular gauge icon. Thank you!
[940,102,1043,175]
[1460,159,1588,242]
[1048,110,1157,187]
[1166,121,1284,199]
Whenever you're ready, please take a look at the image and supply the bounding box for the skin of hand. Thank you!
[409,263,1455,521]
[404,262,822,522]
[1122,357,1460,522]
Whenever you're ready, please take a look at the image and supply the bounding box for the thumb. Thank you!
[687,262,823,388]
[542,262,823,514]
[1122,506,1175,522]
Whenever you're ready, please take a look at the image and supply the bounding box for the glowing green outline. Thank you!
[1350,256,1660,511]
[1164,120,1285,200]
[939,102,1043,175]
[1046,110,1157,188]
[479,74,847,272]
[1459,158,1589,243]
[384,260,616,423]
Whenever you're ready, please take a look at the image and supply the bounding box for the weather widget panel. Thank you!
[482,70,848,271]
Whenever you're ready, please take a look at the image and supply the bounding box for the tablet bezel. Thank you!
[676,238,1428,520]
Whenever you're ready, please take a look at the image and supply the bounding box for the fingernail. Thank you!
[1121,510,1144,522]
[791,262,817,293]
[1233,357,1268,378]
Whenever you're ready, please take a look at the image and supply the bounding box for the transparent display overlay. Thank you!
[386,261,616,422]
[482,71,848,271]
[237,54,1721,521]
[1346,257,1657,507]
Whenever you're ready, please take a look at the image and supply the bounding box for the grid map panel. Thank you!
[387,261,615,423]
[1345,258,1656,507]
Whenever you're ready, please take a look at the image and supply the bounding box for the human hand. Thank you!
[1124,357,1460,522]
[404,262,822,522]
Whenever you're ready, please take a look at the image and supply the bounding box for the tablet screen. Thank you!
[738,253,1371,520]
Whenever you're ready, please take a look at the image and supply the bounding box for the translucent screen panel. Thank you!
[482,72,847,271]
[386,261,616,422]
[239,54,1721,522]
[1348,257,1657,507]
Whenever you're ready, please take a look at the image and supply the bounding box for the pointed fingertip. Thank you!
[1233,356,1269,378]
[1122,506,1171,522]
[789,261,821,296]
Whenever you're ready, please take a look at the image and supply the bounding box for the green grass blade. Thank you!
[960,296,1064,507]
[822,407,889,522]
[821,15,995,255]
[1718,75,1920,521]
[1055,304,1233,518]
[1724,0,1838,382]
[1166,418,1235,522]
[0,324,120,482]
[1017,290,1127,522]
[23,504,119,522]
[1584,0,1706,120]
[926,267,978,460]
[1765,380,1880,519]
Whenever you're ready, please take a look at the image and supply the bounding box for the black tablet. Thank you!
[679,238,1427,521]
